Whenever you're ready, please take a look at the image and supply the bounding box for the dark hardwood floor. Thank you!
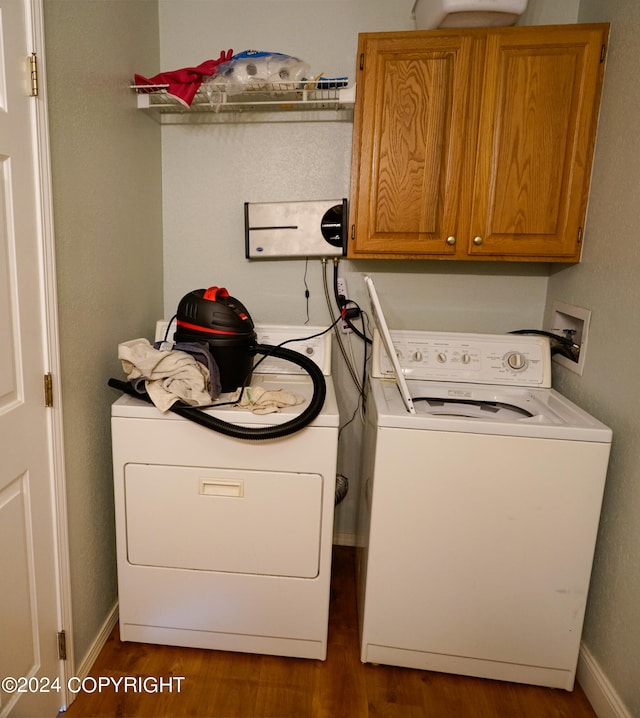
[63,546,597,718]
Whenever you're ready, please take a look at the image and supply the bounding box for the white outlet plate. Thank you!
[551,301,591,376]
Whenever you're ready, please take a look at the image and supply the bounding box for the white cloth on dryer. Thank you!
[237,386,304,415]
[119,338,212,412]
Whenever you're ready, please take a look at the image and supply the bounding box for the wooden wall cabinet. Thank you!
[348,24,609,262]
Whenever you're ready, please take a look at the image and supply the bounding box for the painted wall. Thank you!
[543,1,640,714]
[44,0,162,668]
[158,0,551,543]
[518,0,580,24]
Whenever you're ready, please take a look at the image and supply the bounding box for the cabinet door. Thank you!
[349,33,476,258]
[469,25,608,261]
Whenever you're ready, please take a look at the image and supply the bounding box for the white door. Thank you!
[0,1,64,716]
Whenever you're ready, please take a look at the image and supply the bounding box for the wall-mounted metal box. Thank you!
[245,199,347,259]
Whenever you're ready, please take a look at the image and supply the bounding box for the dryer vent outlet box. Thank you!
[551,301,591,376]
[245,199,347,259]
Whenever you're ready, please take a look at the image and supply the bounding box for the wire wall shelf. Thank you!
[131,79,355,124]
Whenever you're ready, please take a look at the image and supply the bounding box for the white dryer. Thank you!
[111,325,339,660]
[358,316,612,689]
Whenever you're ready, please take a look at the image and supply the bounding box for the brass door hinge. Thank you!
[58,630,67,660]
[359,53,364,71]
[29,53,39,97]
[44,372,53,407]
[577,226,583,245]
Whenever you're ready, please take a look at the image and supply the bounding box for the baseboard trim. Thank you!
[577,643,632,718]
[64,602,634,718]
[75,602,119,680]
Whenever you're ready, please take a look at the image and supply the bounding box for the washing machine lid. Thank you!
[365,276,416,413]
[111,372,339,429]
[370,377,612,442]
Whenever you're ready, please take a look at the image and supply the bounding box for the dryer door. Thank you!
[124,464,323,578]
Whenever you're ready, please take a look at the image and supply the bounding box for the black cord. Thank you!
[247,317,343,378]
[509,328,578,348]
[162,315,177,342]
[358,308,370,413]
[332,261,372,344]
[303,259,310,324]
[509,328,579,361]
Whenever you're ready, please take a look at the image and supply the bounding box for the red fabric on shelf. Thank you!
[134,50,232,106]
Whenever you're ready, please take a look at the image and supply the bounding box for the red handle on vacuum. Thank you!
[203,286,230,301]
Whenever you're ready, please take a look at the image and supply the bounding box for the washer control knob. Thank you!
[412,350,423,362]
[461,353,471,364]
[506,351,527,371]
[436,352,447,364]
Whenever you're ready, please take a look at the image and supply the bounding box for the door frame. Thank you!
[27,0,74,707]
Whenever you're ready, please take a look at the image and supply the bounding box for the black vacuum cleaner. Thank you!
[174,286,257,393]
[108,286,326,441]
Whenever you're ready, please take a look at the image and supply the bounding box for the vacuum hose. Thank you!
[108,343,327,441]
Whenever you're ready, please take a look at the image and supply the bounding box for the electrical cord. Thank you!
[509,328,577,347]
[322,259,364,394]
[332,258,372,344]
[321,258,370,427]
[162,315,177,342]
[303,258,310,324]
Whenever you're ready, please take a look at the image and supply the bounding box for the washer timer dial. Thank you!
[505,351,527,371]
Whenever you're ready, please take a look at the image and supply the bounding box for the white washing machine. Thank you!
[111,325,339,660]
[357,289,612,690]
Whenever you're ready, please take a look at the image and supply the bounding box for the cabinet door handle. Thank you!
[473,236,484,246]
[446,236,456,246]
